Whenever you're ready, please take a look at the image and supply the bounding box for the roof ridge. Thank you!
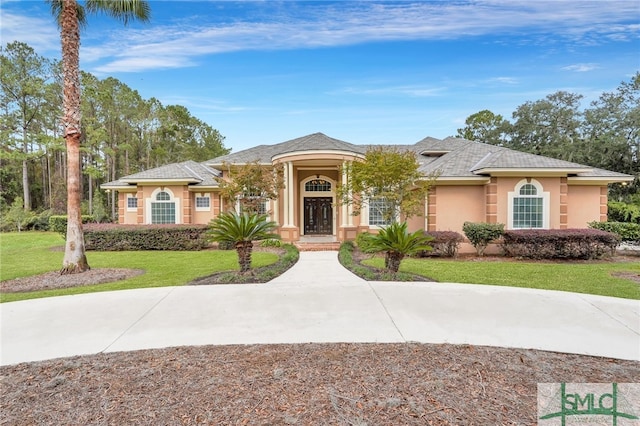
[180,162,204,182]
[469,151,495,172]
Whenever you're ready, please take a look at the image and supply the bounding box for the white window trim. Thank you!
[507,179,550,230]
[364,196,398,229]
[195,193,211,212]
[145,187,181,224]
[235,197,270,219]
[126,193,138,212]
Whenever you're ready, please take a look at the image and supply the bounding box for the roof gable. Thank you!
[206,132,365,165]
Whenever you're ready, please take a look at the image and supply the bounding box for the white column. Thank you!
[283,163,289,226]
[273,195,279,225]
[424,195,429,230]
[287,162,294,227]
[341,162,348,227]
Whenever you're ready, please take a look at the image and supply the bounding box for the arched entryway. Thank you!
[300,176,336,236]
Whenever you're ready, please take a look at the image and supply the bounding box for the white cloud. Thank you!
[561,63,600,72]
[487,77,519,85]
[337,84,446,98]
[0,11,60,54]
[3,1,638,73]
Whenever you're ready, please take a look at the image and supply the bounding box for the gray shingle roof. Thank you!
[108,133,632,188]
[206,132,366,164]
[102,160,221,189]
[408,137,618,178]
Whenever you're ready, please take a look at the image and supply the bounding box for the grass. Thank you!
[3,233,639,301]
[363,255,640,300]
[0,232,279,303]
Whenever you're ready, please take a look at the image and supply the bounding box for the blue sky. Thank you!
[1,1,639,152]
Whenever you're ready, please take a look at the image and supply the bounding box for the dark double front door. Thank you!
[304,197,333,235]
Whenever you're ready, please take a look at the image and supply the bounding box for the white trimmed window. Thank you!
[195,194,211,211]
[237,197,269,216]
[257,200,268,216]
[146,188,180,224]
[508,179,550,229]
[368,196,394,227]
[126,194,138,211]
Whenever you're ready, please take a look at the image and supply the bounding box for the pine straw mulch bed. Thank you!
[0,268,146,293]
[1,343,638,425]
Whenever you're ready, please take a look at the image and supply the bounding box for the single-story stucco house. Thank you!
[101,132,633,252]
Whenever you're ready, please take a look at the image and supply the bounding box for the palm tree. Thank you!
[208,212,280,273]
[47,0,150,274]
[362,222,433,274]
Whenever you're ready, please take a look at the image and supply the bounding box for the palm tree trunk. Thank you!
[236,241,253,273]
[22,125,31,211]
[385,251,403,274]
[60,0,89,274]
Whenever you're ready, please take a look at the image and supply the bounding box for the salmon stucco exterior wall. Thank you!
[101,133,633,249]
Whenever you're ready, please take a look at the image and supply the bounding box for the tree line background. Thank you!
[0,41,230,222]
[1,40,638,227]
[456,72,639,201]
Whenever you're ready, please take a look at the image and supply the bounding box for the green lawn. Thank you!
[0,232,278,303]
[3,233,639,302]
[364,256,640,300]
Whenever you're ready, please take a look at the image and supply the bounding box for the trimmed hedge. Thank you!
[84,224,209,251]
[416,231,464,257]
[49,215,95,236]
[589,221,640,243]
[501,229,620,260]
[462,222,505,256]
[607,201,640,224]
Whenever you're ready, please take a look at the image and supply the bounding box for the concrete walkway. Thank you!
[1,251,639,366]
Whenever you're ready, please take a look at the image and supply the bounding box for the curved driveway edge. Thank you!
[1,251,638,366]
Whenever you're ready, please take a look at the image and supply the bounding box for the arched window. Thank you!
[305,179,331,192]
[151,190,176,224]
[509,180,548,229]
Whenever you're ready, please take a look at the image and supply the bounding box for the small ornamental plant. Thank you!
[462,222,505,256]
[208,212,279,273]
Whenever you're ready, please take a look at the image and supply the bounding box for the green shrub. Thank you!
[355,231,377,253]
[501,229,620,260]
[417,231,464,257]
[217,241,235,250]
[1,197,35,232]
[260,239,282,248]
[589,221,640,243]
[608,201,640,223]
[462,222,505,256]
[25,210,53,231]
[84,224,209,251]
[49,215,94,236]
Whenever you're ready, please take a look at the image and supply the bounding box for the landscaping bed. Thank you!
[0,268,145,293]
[1,343,637,425]
[188,244,299,285]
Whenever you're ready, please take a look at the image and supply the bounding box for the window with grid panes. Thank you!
[368,197,393,226]
[151,191,176,224]
[512,183,543,228]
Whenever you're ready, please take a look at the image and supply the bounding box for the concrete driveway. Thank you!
[1,251,638,366]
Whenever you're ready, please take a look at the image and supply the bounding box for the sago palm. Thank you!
[47,0,150,274]
[364,222,433,274]
[209,212,279,273]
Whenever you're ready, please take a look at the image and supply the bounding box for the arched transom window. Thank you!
[305,179,331,192]
[151,190,176,224]
[510,180,548,229]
